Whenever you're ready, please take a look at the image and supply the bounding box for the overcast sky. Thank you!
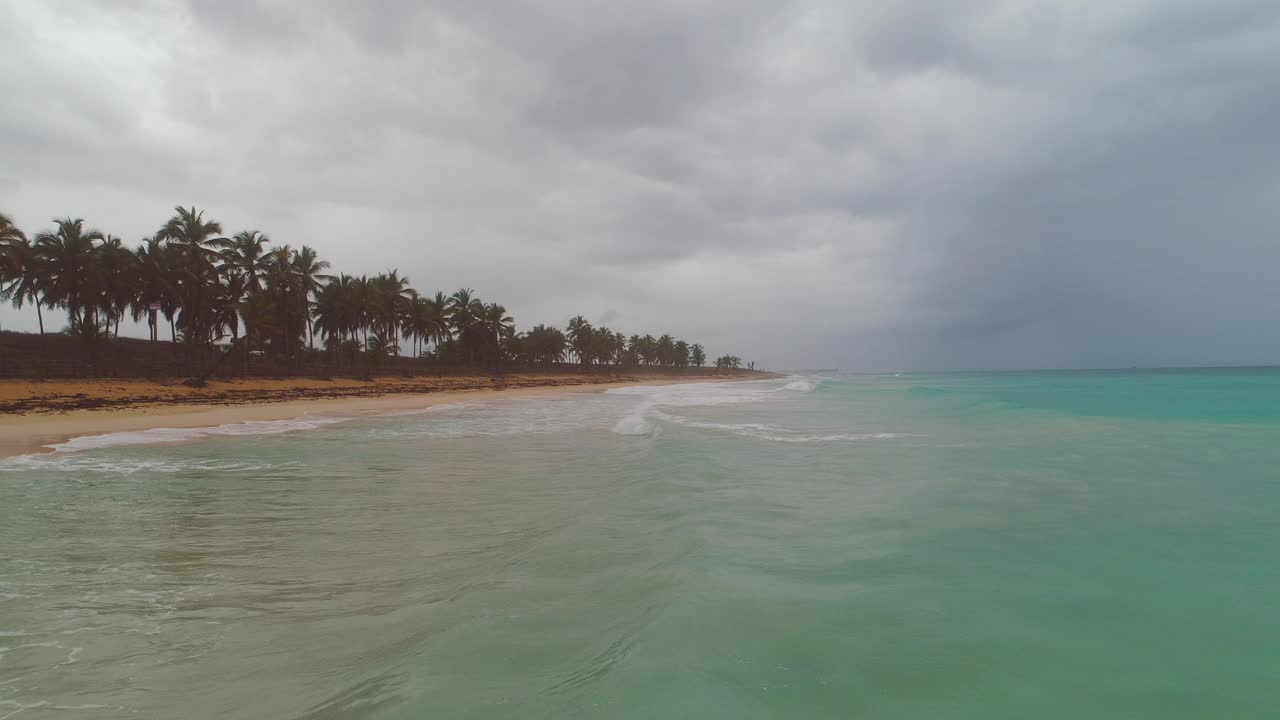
[2,0,1278,370]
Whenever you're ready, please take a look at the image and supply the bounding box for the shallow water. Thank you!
[2,370,1279,718]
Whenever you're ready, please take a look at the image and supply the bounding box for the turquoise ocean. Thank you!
[2,370,1278,718]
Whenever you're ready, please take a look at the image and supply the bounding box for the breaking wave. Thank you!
[611,407,658,437]
[42,415,352,453]
[607,376,902,443]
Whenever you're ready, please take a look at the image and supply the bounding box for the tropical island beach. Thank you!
[6,1,1280,717]
[0,370,765,457]
[1,204,765,455]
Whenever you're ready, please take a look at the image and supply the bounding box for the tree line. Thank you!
[0,207,746,372]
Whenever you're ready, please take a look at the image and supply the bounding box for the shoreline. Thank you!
[0,373,769,458]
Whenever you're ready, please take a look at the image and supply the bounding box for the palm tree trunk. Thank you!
[35,299,44,335]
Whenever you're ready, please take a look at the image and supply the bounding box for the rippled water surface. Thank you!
[3,371,1279,718]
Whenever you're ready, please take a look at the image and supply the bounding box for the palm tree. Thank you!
[591,325,616,369]
[315,273,363,359]
[158,206,225,350]
[639,334,657,366]
[131,236,178,342]
[523,324,567,366]
[0,214,46,335]
[480,302,514,367]
[291,245,331,350]
[96,235,138,338]
[0,212,20,247]
[656,334,676,367]
[3,205,755,380]
[624,334,641,368]
[370,271,411,354]
[690,343,706,367]
[424,291,450,353]
[217,231,267,346]
[566,315,592,370]
[447,288,481,333]
[715,355,742,369]
[221,231,271,293]
[33,218,106,346]
[613,331,626,368]
[403,291,451,358]
[448,288,487,364]
[674,340,690,368]
[240,289,282,357]
[213,272,245,341]
[264,245,304,359]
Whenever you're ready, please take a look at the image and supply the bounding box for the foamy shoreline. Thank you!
[0,375,748,458]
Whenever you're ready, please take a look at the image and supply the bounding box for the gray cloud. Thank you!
[3,0,1279,370]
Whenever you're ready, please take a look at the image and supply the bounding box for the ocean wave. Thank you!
[648,409,910,444]
[607,377,833,439]
[42,415,352,454]
[606,378,799,407]
[611,412,658,437]
[378,401,489,417]
[610,398,660,436]
[17,403,489,459]
[0,454,301,475]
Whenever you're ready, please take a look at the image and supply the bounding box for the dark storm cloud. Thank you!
[3,0,1280,369]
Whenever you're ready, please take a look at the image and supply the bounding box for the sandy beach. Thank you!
[0,372,760,457]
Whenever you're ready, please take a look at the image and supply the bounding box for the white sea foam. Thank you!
[0,455,299,475]
[607,376,906,443]
[648,409,909,444]
[611,400,659,436]
[612,412,657,436]
[378,401,489,417]
[8,403,485,460]
[606,378,794,407]
[41,415,351,453]
[3,376,845,460]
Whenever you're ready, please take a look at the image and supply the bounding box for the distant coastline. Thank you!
[1,207,752,383]
[0,370,775,457]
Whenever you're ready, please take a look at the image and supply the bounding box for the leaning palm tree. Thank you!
[0,212,24,277]
[0,214,47,334]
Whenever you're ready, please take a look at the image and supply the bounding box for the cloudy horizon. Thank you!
[3,1,1278,371]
